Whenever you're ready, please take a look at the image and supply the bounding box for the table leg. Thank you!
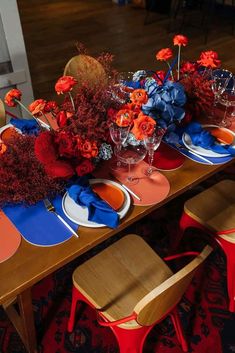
[3,288,38,353]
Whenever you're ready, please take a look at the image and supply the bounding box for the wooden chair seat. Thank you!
[184,179,235,237]
[73,234,173,328]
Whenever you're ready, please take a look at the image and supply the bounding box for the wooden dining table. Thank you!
[0,157,234,353]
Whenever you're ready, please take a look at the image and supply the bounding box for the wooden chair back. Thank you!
[0,99,6,128]
[134,245,213,326]
[63,54,108,93]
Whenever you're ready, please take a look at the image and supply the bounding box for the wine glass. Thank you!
[118,142,147,185]
[218,76,235,127]
[109,122,130,170]
[210,69,233,118]
[143,126,166,176]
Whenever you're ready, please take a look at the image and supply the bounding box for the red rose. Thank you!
[75,159,95,177]
[180,61,198,75]
[80,140,98,159]
[156,48,173,61]
[44,101,59,113]
[173,34,188,46]
[28,99,46,115]
[131,112,156,140]
[4,89,22,107]
[197,51,221,68]
[55,131,76,157]
[55,76,78,95]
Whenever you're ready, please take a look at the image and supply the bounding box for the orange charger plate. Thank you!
[92,183,125,211]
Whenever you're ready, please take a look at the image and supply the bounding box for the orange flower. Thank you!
[28,99,46,115]
[156,48,173,61]
[80,140,98,159]
[197,51,221,68]
[131,113,156,140]
[130,89,148,106]
[4,89,22,107]
[173,34,188,47]
[116,109,134,127]
[55,76,78,94]
[0,142,7,155]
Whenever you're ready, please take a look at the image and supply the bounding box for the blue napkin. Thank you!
[68,184,119,228]
[10,117,40,135]
[185,122,235,156]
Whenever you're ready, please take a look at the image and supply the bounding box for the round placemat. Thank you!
[0,211,21,263]
[148,142,185,171]
[113,161,170,206]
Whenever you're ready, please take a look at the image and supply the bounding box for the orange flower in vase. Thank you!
[131,112,156,140]
[4,89,22,107]
[197,50,221,69]
[116,109,135,127]
[156,48,174,81]
[173,34,189,80]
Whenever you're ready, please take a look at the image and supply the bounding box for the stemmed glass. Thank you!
[210,69,233,118]
[218,76,235,127]
[118,141,147,185]
[143,126,166,176]
[109,122,130,170]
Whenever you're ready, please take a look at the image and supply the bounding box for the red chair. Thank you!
[176,179,235,312]
[68,234,212,353]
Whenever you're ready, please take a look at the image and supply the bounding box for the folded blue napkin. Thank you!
[10,117,40,135]
[185,122,235,156]
[68,184,119,228]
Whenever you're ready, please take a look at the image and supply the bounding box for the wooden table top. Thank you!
[0,158,233,304]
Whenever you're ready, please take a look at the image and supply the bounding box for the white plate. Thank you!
[182,132,230,158]
[62,179,131,228]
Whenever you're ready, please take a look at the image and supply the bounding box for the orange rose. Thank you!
[55,76,78,94]
[197,51,221,68]
[28,99,46,115]
[131,113,156,140]
[116,109,134,127]
[0,142,7,155]
[173,34,188,46]
[80,140,98,159]
[4,89,22,107]
[156,48,173,61]
[130,89,148,106]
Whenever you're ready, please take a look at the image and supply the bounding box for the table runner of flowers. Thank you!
[0,35,222,206]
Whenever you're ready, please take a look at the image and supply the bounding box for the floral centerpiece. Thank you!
[0,37,222,206]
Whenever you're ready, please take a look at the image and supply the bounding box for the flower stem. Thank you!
[166,61,174,81]
[177,45,181,81]
[68,92,75,112]
[41,113,53,130]
[15,99,43,130]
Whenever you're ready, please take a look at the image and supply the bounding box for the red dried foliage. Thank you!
[0,134,65,206]
[180,72,214,119]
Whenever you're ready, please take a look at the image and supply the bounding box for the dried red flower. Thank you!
[75,159,95,176]
[34,131,58,164]
[173,34,188,46]
[156,48,173,61]
[197,51,221,68]
[28,99,46,115]
[4,89,22,107]
[55,76,78,94]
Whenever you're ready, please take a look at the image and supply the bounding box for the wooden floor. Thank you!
[17,0,235,101]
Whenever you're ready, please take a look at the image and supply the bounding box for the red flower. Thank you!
[197,51,221,68]
[173,34,188,46]
[76,159,95,177]
[34,131,58,164]
[180,61,198,75]
[116,109,134,127]
[156,48,173,61]
[153,70,166,85]
[28,99,46,115]
[44,160,74,179]
[131,112,156,140]
[56,111,68,128]
[44,101,59,113]
[55,131,76,157]
[4,89,22,107]
[80,140,98,159]
[130,89,148,106]
[55,76,78,95]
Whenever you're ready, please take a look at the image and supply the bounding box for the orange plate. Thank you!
[92,183,125,211]
[1,127,19,142]
[206,126,234,145]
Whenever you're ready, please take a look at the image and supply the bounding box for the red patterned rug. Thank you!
[1,168,235,353]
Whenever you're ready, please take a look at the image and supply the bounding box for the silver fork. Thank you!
[43,198,79,238]
[174,143,214,165]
